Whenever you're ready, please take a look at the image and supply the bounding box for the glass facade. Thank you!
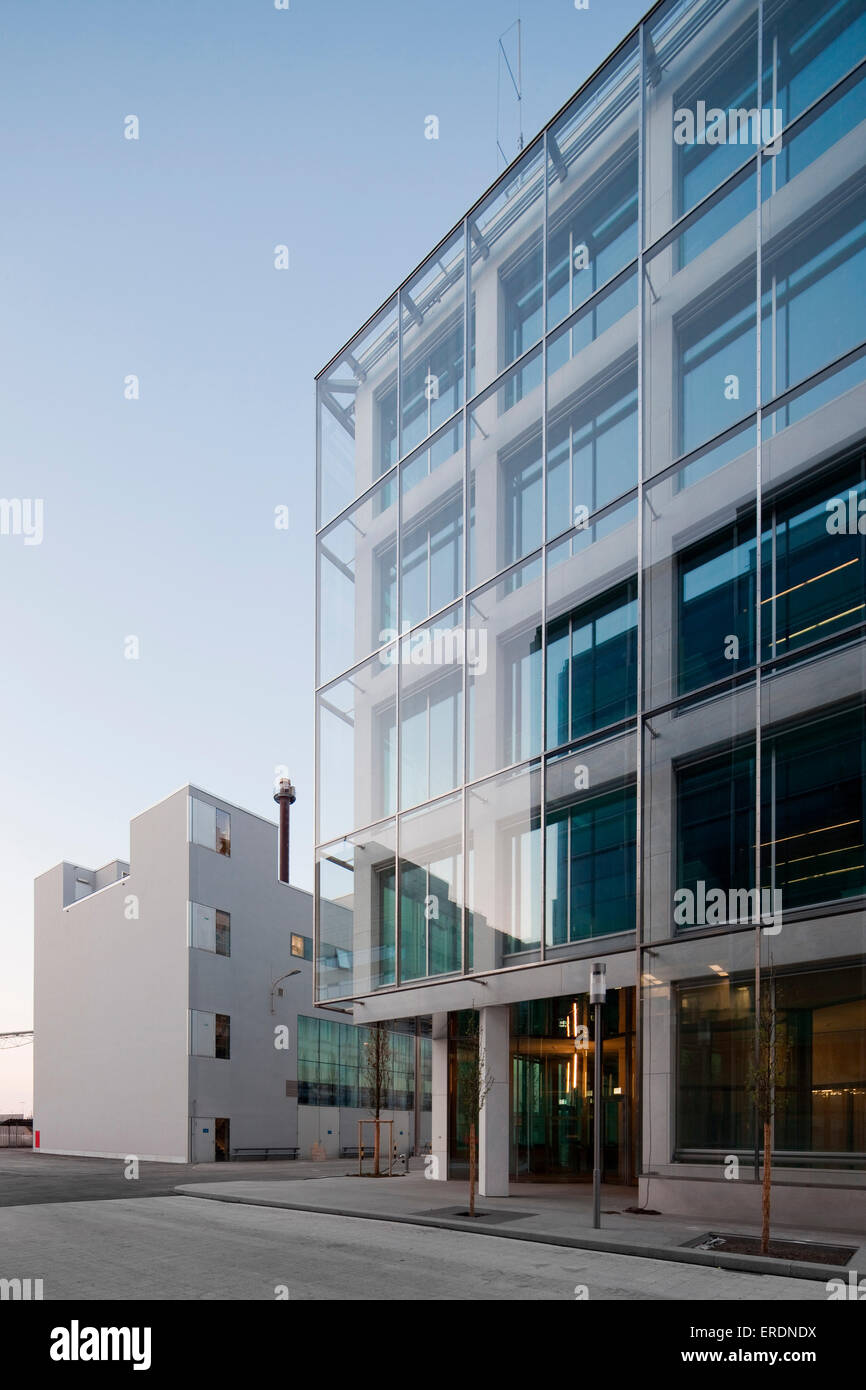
[297,1015,432,1112]
[315,0,866,1175]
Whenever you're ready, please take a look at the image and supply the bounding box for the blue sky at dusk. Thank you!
[0,0,649,1109]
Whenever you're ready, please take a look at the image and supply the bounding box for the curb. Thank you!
[174,1187,843,1284]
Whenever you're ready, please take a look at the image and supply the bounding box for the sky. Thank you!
[0,0,650,1112]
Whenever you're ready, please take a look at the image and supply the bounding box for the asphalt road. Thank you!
[0,1148,349,1206]
[1,1195,828,1301]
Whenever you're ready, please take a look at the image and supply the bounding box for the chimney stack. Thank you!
[274,777,296,884]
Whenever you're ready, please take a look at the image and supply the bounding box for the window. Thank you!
[546,785,636,943]
[376,541,398,642]
[503,627,543,768]
[774,966,866,1159]
[399,797,462,982]
[763,461,866,662]
[762,708,866,910]
[215,910,230,957]
[764,0,866,134]
[678,457,866,696]
[547,364,638,540]
[400,671,462,809]
[677,708,866,921]
[547,578,637,747]
[678,523,757,694]
[190,903,230,957]
[296,1014,431,1110]
[677,749,756,916]
[678,981,756,1153]
[548,151,638,329]
[377,381,398,479]
[502,433,543,569]
[190,797,231,857]
[678,965,866,1162]
[215,1013,230,1061]
[675,24,758,226]
[401,315,466,457]
[502,245,543,374]
[291,933,312,960]
[375,864,397,988]
[678,277,757,457]
[762,188,866,406]
[400,494,463,631]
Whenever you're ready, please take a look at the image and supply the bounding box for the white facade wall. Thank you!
[34,788,190,1162]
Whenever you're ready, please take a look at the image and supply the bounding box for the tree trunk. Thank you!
[373,1118,380,1177]
[761,1120,772,1255]
[468,1121,476,1217]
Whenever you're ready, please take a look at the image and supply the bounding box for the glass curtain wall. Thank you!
[640,0,866,1177]
[315,0,866,1160]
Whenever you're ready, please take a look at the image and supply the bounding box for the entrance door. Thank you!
[214,1117,230,1162]
[510,988,636,1183]
[190,1117,215,1163]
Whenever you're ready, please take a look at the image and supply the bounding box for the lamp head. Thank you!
[590,961,607,1005]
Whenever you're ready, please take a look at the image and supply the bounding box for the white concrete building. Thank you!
[34,785,430,1163]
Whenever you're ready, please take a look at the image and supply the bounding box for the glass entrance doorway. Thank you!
[510,989,635,1183]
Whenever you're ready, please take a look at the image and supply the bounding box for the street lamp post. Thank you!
[590,961,607,1230]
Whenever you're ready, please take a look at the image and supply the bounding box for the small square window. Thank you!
[291,933,305,958]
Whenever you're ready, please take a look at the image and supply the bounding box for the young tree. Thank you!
[363,1023,392,1177]
[746,967,790,1255]
[456,1014,494,1217]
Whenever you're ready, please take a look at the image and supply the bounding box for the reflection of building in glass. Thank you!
[315,0,866,1221]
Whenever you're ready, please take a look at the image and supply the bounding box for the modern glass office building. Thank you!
[315,0,866,1219]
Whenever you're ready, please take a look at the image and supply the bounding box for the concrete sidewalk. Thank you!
[176,1167,866,1285]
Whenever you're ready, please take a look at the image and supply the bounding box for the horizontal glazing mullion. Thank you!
[543,257,639,345]
[545,717,639,764]
[315,407,465,539]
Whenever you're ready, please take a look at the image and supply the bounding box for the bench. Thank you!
[231,1147,299,1161]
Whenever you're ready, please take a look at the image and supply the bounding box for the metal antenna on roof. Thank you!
[496,11,524,172]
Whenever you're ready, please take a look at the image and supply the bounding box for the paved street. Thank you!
[0,1148,350,1206]
[1,1195,830,1301]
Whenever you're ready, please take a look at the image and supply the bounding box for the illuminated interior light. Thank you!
[760,819,858,848]
[777,843,862,868]
[761,557,859,604]
[773,601,864,644]
[786,864,861,885]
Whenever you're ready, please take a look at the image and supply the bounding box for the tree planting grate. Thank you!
[411,1206,536,1224]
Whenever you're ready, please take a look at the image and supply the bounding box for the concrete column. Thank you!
[430,1013,448,1181]
[479,1004,510,1197]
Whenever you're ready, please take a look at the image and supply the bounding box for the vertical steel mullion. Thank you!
[634,20,647,1187]
[540,127,549,964]
[462,215,471,980]
[754,0,766,1184]
[395,298,404,992]
[771,502,778,659]
[770,743,777,898]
